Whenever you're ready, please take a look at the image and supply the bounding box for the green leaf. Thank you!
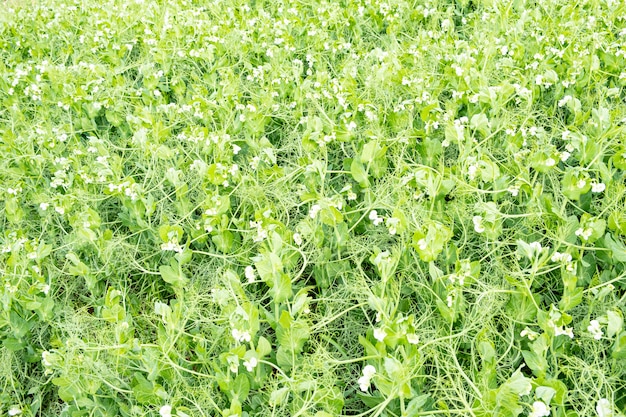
[53,377,82,402]
[269,387,290,406]
[470,113,491,136]
[521,350,548,378]
[254,252,283,283]
[277,310,310,354]
[603,233,626,263]
[535,378,567,406]
[269,273,292,303]
[559,287,583,312]
[535,386,556,404]
[232,374,250,401]
[412,222,452,262]
[507,368,532,396]
[257,336,272,357]
[505,292,538,322]
[607,310,623,338]
[159,259,188,287]
[611,331,626,359]
[350,158,370,188]
[405,394,430,414]
[131,374,159,405]
[212,230,234,253]
[383,356,403,380]
[359,335,380,357]
[477,340,496,364]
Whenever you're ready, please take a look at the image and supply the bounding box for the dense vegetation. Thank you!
[1,0,626,416]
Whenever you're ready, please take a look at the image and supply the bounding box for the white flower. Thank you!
[551,251,572,263]
[245,266,256,283]
[406,333,420,344]
[587,320,603,340]
[362,364,376,378]
[232,328,251,343]
[520,327,539,341]
[529,241,544,253]
[232,144,241,154]
[575,227,593,241]
[358,365,377,391]
[373,328,387,342]
[558,95,572,107]
[386,217,400,235]
[473,216,485,233]
[8,407,22,416]
[560,151,571,162]
[508,185,520,196]
[159,405,172,417]
[417,238,428,251]
[554,325,574,338]
[250,221,268,242]
[293,232,303,246]
[249,156,261,170]
[243,357,258,372]
[161,241,184,253]
[467,164,478,180]
[369,210,383,226]
[544,157,556,167]
[309,204,322,219]
[529,400,550,417]
[357,375,371,391]
[596,398,614,417]
[591,182,606,193]
[577,179,587,189]
[41,351,53,367]
[40,202,49,211]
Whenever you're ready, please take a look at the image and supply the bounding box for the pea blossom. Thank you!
[529,401,550,417]
[587,320,603,340]
[159,405,172,417]
[554,325,574,338]
[591,182,606,193]
[358,365,376,391]
[520,327,539,341]
[244,266,256,283]
[473,215,485,233]
[8,407,22,416]
[596,398,613,417]
[373,327,387,342]
[243,357,258,372]
[309,204,322,219]
[575,227,593,241]
[369,210,384,226]
[232,328,251,343]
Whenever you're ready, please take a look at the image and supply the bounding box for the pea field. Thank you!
[1,0,626,416]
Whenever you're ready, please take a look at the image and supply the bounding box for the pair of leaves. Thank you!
[159,258,188,287]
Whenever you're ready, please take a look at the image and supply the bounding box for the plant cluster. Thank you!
[1,0,626,416]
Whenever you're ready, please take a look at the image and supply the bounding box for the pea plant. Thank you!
[1,0,626,416]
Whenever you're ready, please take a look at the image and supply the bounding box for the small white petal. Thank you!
[373,328,387,342]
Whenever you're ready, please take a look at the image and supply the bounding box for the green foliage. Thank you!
[1,0,626,416]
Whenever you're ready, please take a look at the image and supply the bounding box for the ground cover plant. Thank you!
[1,0,626,416]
